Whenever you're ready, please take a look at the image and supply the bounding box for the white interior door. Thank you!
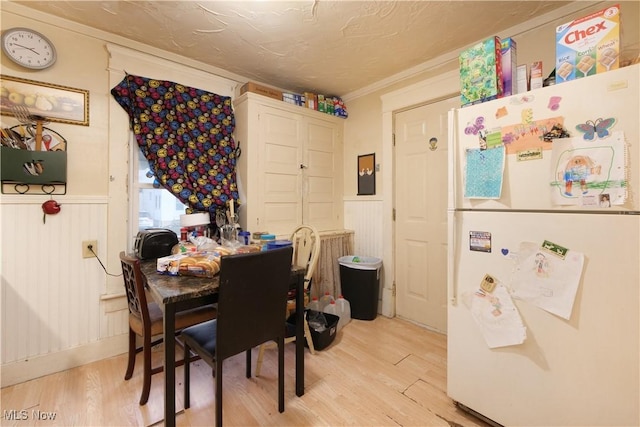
[394,97,458,332]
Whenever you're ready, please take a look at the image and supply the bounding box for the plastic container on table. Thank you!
[266,239,293,250]
[259,234,276,251]
[238,230,251,245]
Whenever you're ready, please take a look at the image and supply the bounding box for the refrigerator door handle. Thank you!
[447,209,457,306]
[447,108,458,306]
[447,109,457,212]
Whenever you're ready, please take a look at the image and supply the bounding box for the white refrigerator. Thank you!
[447,64,639,426]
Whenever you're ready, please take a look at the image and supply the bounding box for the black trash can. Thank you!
[338,256,383,320]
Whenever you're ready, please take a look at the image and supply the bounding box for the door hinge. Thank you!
[392,281,396,296]
[392,208,396,221]
[392,133,396,147]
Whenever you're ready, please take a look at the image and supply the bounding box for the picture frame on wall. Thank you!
[357,153,375,196]
[0,75,89,126]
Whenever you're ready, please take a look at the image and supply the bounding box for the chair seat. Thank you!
[129,303,216,337]
[181,319,218,363]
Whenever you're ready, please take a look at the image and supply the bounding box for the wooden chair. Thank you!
[181,247,294,427]
[119,251,216,405]
[255,225,320,377]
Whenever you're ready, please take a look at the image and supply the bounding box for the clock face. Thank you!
[2,28,57,70]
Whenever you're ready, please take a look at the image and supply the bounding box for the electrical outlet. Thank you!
[82,240,98,258]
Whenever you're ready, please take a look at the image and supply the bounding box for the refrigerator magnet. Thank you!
[480,274,498,293]
[469,231,491,253]
[541,240,568,259]
[548,96,562,111]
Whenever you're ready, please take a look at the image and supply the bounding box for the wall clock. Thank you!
[1,27,57,70]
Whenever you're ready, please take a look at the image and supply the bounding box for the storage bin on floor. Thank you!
[286,309,338,351]
[338,256,382,320]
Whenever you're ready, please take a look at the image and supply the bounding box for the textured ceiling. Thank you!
[12,1,574,96]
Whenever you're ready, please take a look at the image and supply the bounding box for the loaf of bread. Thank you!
[180,252,221,277]
[214,246,233,256]
[157,251,221,277]
[236,244,261,254]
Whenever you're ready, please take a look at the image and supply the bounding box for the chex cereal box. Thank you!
[555,4,620,83]
[459,36,503,106]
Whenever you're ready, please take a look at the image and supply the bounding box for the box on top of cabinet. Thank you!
[555,4,620,83]
[240,82,283,100]
[459,36,503,106]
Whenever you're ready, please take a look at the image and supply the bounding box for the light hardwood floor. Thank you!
[1,316,489,427]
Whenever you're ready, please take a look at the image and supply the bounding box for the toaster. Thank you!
[134,228,178,260]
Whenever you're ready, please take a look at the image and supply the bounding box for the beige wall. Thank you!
[0,11,109,195]
[342,0,639,197]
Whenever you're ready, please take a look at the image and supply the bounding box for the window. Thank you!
[130,138,187,238]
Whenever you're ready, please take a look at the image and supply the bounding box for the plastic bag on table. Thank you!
[189,235,217,251]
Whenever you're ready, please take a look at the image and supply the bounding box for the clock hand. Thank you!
[11,43,40,55]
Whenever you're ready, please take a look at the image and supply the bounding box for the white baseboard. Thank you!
[1,334,128,388]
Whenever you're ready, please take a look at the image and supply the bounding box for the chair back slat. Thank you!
[290,225,320,290]
[119,251,149,324]
[216,247,293,360]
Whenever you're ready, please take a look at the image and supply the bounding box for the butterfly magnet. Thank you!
[575,118,616,140]
[465,116,485,135]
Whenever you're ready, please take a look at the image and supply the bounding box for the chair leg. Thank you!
[255,344,266,377]
[139,333,152,405]
[245,350,251,378]
[303,318,316,355]
[215,360,223,427]
[278,336,285,413]
[184,342,191,409]
[124,328,136,380]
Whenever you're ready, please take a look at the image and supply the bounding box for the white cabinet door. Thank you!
[258,105,303,235]
[234,93,343,236]
[304,116,342,231]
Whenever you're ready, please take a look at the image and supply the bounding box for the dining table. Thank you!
[139,259,307,427]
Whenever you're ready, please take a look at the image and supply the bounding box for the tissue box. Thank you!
[555,4,620,83]
[459,36,504,106]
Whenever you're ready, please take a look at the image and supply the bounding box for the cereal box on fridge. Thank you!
[501,37,517,96]
[555,4,620,83]
[459,36,503,106]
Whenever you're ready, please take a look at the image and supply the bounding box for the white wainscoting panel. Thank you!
[343,198,384,259]
[1,197,117,382]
